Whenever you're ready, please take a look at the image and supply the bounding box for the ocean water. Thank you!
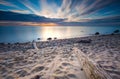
[0,26,119,43]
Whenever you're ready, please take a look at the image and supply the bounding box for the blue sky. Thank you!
[0,0,120,26]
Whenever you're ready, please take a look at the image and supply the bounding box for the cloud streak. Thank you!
[0,0,120,25]
[58,0,118,22]
[79,0,115,15]
[38,0,59,18]
[18,0,39,15]
[10,10,30,14]
[0,0,19,8]
[0,10,120,26]
[0,10,65,23]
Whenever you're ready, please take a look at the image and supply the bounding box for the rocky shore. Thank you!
[0,34,120,79]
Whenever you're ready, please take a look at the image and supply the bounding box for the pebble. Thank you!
[31,75,41,79]
[31,66,44,73]
[16,70,28,77]
[6,76,14,79]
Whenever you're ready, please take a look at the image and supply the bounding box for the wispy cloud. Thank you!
[0,0,20,9]
[0,10,120,26]
[10,10,30,14]
[56,0,118,22]
[18,0,39,14]
[38,0,59,18]
[0,0,119,24]
[58,0,72,17]
[79,0,115,15]
[0,10,65,23]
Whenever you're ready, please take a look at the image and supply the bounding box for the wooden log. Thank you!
[73,47,112,79]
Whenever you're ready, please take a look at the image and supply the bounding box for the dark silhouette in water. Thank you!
[114,29,119,34]
[54,37,57,40]
[37,38,40,40]
[47,38,52,41]
[95,32,100,35]
[111,29,119,35]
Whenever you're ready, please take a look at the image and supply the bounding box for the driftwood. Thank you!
[73,47,112,79]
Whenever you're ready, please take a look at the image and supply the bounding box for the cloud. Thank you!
[0,0,20,8]
[79,0,115,15]
[0,10,120,26]
[58,15,120,26]
[0,0,120,25]
[17,0,60,18]
[0,10,65,23]
[56,0,90,21]
[56,0,119,22]
[10,10,30,14]
[57,0,72,18]
[18,0,39,15]
[38,0,59,18]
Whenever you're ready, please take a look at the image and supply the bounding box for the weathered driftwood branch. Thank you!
[74,47,112,79]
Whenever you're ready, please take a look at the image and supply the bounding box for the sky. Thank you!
[0,0,120,26]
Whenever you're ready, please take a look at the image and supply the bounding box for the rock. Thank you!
[7,62,14,68]
[31,66,44,73]
[16,70,28,77]
[44,54,49,57]
[31,75,42,79]
[6,76,14,79]
[81,68,83,71]
[14,56,24,62]
[62,63,70,66]
[54,76,68,79]
[77,39,92,43]
[47,60,51,62]
[54,69,63,74]
[67,74,76,78]
[0,67,7,74]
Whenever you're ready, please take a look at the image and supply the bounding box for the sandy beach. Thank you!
[0,34,120,79]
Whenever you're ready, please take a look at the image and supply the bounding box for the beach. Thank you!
[0,34,120,79]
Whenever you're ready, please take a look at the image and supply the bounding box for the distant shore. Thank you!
[0,34,120,79]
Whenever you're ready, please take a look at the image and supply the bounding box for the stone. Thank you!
[6,76,14,79]
[67,74,76,78]
[16,70,28,77]
[81,68,83,71]
[31,75,41,79]
[54,76,68,79]
[31,66,44,73]
[0,67,7,74]
[62,63,70,66]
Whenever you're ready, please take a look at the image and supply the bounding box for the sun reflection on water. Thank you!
[40,27,63,40]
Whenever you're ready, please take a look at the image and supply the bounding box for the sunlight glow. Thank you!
[40,23,58,26]
[40,27,62,40]
[0,21,58,26]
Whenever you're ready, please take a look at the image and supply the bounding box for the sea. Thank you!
[0,26,120,43]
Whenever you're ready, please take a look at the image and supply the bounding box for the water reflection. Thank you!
[0,26,119,43]
[39,26,84,40]
[40,27,63,40]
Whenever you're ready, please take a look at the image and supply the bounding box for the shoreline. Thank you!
[0,33,118,44]
[0,34,120,79]
[0,34,119,52]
